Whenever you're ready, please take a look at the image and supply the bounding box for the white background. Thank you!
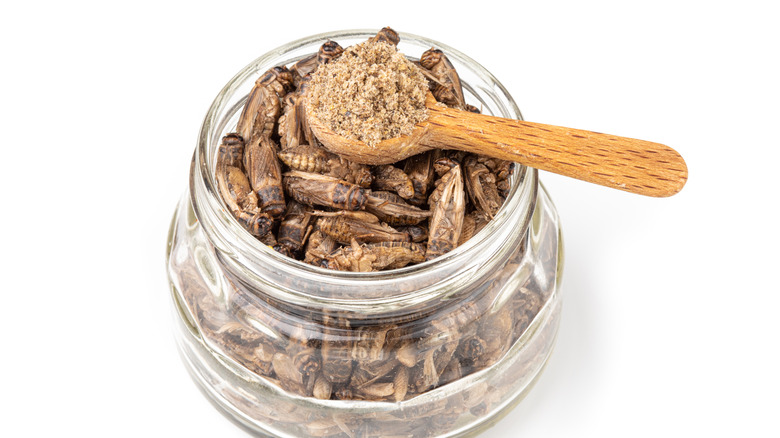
[2,1,778,437]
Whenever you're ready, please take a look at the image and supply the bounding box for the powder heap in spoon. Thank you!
[307,40,429,147]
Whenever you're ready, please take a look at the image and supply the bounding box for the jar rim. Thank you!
[190,29,539,310]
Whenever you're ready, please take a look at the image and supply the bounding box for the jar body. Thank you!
[166,30,564,438]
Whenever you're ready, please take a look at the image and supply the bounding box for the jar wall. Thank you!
[166,29,564,438]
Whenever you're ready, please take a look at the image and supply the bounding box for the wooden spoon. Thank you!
[305,92,688,197]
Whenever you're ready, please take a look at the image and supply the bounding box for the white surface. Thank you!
[1,1,778,437]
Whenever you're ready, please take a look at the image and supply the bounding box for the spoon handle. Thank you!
[424,107,688,197]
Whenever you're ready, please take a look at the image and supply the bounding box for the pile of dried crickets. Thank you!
[216,27,513,271]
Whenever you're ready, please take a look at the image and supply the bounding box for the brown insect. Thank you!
[276,201,314,255]
[458,210,491,246]
[283,170,367,210]
[428,157,459,205]
[456,336,487,365]
[322,239,375,272]
[393,365,410,402]
[236,66,294,144]
[213,322,275,376]
[320,315,354,384]
[432,155,461,179]
[372,164,415,199]
[271,352,308,395]
[364,191,431,226]
[477,156,515,200]
[426,165,465,261]
[465,104,481,113]
[368,27,400,46]
[217,132,245,168]
[403,150,438,206]
[244,136,286,218]
[394,339,418,368]
[277,143,372,187]
[324,239,425,271]
[291,40,345,81]
[438,357,462,387]
[218,164,258,213]
[472,306,513,369]
[412,349,438,393]
[463,154,502,218]
[259,229,278,247]
[419,48,466,110]
[351,325,394,363]
[311,374,332,400]
[215,135,273,237]
[272,243,295,258]
[277,91,312,149]
[303,229,337,266]
[397,224,428,243]
[314,210,410,244]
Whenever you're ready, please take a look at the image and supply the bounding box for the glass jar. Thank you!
[166,29,564,438]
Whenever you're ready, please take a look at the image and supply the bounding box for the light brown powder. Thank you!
[307,40,429,146]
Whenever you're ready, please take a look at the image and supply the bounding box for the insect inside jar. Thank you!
[215,28,516,271]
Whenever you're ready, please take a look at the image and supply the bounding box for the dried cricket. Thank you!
[217,132,245,168]
[358,382,395,400]
[277,91,311,149]
[478,156,515,200]
[465,104,481,113]
[276,201,314,256]
[403,150,438,206]
[259,229,278,247]
[324,239,425,272]
[365,191,431,226]
[320,315,354,384]
[351,325,394,363]
[244,136,286,218]
[385,366,407,402]
[438,357,463,387]
[432,155,461,178]
[397,224,428,243]
[472,306,513,369]
[350,360,398,390]
[458,210,491,246]
[290,40,344,82]
[419,48,466,110]
[412,349,438,393]
[312,374,333,400]
[283,170,367,210]
[271,352,309,395]
[303,229,337,266]
[314,210,410,244]
[277,144,372,187]
[216,134,273,237]
[426,165,465,261]
[372,164,415,199]
[218,161,256,211]
[236,66,294,144]
[463,154,502,218]
[367,27,400,46]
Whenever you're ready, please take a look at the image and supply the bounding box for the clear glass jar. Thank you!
[166,29,564,438]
